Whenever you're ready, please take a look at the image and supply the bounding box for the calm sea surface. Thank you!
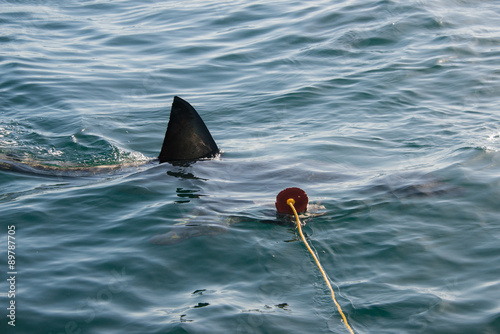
[1,1,500,333]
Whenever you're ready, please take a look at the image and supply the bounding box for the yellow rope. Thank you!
[287,198,355,334]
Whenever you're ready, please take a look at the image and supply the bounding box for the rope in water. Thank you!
[287,198,355,334]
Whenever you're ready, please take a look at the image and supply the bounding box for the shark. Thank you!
[1,96,459,245]
[0,96,219,173]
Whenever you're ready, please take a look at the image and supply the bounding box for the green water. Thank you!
[1,1,500,333]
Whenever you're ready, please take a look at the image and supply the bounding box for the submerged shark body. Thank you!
[0,96,219,173]
[1,96,461,244]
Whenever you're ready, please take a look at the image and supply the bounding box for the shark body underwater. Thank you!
[0,96,458,244]
[0,96,220,172]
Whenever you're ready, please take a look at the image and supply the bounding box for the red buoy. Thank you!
[275,187,308,215]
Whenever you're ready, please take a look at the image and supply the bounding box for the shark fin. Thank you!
[159,96,219,163]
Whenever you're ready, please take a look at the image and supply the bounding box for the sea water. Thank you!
[1,1,500,333]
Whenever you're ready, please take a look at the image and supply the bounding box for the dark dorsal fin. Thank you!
[158,96,219,163]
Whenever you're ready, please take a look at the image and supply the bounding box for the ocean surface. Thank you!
[1,1,500,333]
